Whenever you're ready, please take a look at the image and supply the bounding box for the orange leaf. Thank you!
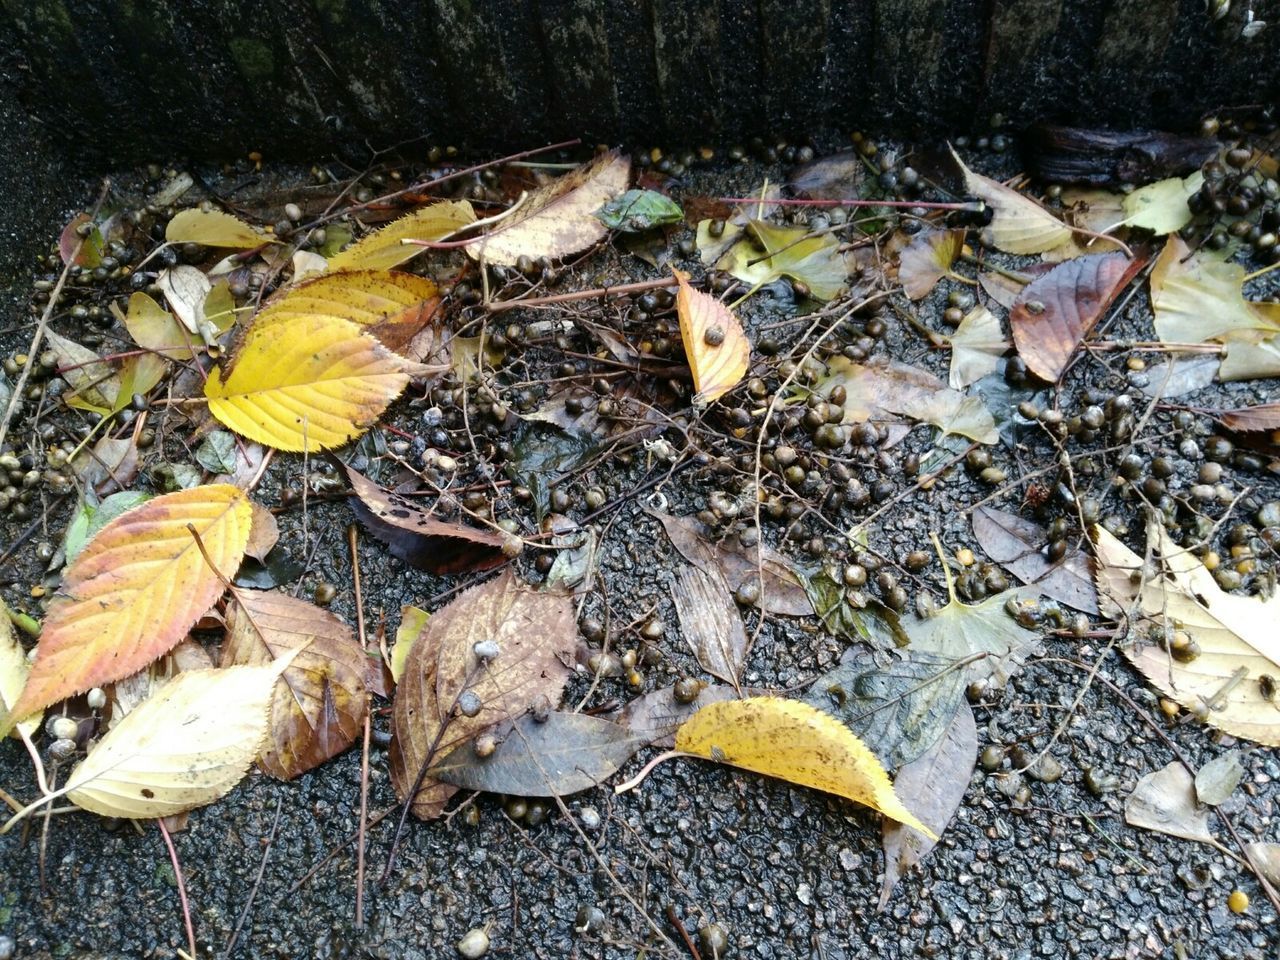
[674,271,750,404]
[4,485,251,732]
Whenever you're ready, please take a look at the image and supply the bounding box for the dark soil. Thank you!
[1,140,1278,960]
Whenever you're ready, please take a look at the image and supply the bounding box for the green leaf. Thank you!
[595,189,684,232]
[718,220,848,300]
[195,431,238,474]
[796,564,908,650]
[62,491,152,566]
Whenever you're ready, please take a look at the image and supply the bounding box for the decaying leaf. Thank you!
[804,649,967,769]
[616,684,742,748]
[1125,761,1221,850]
[672,564,748,688]
[342,463,510,574]
[652,511,813,617]
[63,653,298,819]
[326,200,477,273]
[165,208,269,249]
[432,712,641,797]
[0,597,39,739]
[972,506,1099,614]
[1009,253,1145,383]
[1094,520,1280,745]
[899,229,965,300]
[222,590,368,780]
[674,270,749,404]
[206,314,425,452]
[946,306,1008,389]
[1246,842,1280,888]
[59,213,104,268]
[877,701,977,911]
[977,262,1054,310]
[3,484,252,734]
[788,150,865,200]
[595,189,683,232]
[1220,334,1280,382]
[950,145,1073,255]
[1150,235,1280,345]
[717,219,847,300]
[389,570,576,819]
[465,152,629,266]
[45,329,118,413]
[1194,750,1245,806]
[1119,172,1204,235]
[674,697,935,837]
[158,265,220,347]
[1216,402,1280,433]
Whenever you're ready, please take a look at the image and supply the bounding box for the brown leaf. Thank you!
[971,506,1099,614]
[788,150,865,201]
[389,570,576,819]
[674,271,750,405]
[652,511,813,617]
[615,684,743,748]
[245,501,279,562]
[342,462,510,574]
[878,702,977,911]
[222,590,368,780]
[977,262,1055,310]
[1216,402,1280,433]
[899,229,965,300]
[672,564,748,688]
[1009,252,1146,382]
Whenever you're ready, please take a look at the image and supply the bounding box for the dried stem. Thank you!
[347,523,372,930]
[157,816,198,960]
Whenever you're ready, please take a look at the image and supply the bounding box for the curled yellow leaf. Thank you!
[327,200,477,273]
[165,208,270,249]
[675,271,750,405]
[675,696,935,837]
[950,145,1072,255]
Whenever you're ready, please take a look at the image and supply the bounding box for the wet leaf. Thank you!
[233,553,305,590]
[718,220,847,300]
[124,292,212,363]
[389,570,576,819]
[545,520,597,595]
[616,684,742,748]
[506,422,597,523]
[222,590,368,780]
[899,229,965,300]
[1125,761,1219,848]
[1246,843,1280,887]
[1009,252,1145,383]
[1216,402,1280,432]
[62,490,152,566]
[946,306,1008,389]
[342,462,510,575]
[59,213,104,268]
[788,150,865,200]
[796,566,908,650]
[165,208,269,249]
[390,605,430,684]
[158,265,218,346]
[63,653,297,819]
[1139,354,1220,398]
[465,152,629,266]
[327,200,477,272]
[652,512,813,617]
[977,263,1054,310]
[1194,750,1244,806]
[672,564,747,688]
[1150,235,1280,344]
[804,650,967,769]
[877,701,977,911]
[1220,334,1280,382]
[433,712,641,797]
[675,270,750,405]
[1120,172,1204,235]
[104,640,214,731]
[195,430,238,474]
[595,189,683,232]
[1094,520,1280,745]
[206,313,424,452]
[73,434,139,493]
[0,597,38,739]
[674,697,934,837]
[45,330,118,414]
[972,506,1099,614]
[950,145,1073,254]
[3,484,252,735]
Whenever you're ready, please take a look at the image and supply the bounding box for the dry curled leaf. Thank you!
[674,697,935,837]
[465,152,629,266]
[165,208,269,249]
[1125,761,1223,851]
[3,485,251,735]
[1216,402,1280,432]
[899,229,965,300]
[326,200,477,273]
[673,563,748,689]
[674,271,749,405]
[950,145,1073,255]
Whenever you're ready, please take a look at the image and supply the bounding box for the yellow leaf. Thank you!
[205,313,424,452]
[63,653,297,819]
[390,604,429,684]
[2,485,251,734]
[165,208,270,249]
[950,145,1072,255]
[45,329,118,414]
[327,200,477,272]
[899,229,965,300]
[1150,235,1280,345]
[1120,172,1204,235]
[675,696,935,837]
[675,271,749,404]
[256,269,439,344]
[717,220,847,301]
[465,151,630,266]
[0,597,39,739]
[946,305,1008,389]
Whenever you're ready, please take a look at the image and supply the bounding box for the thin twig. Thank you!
[157,816,198,960]
[485,277,678,313]
[347,523,372,930]
[224,796,283,958]
[665,905,703,960]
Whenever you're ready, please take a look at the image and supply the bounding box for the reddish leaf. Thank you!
[1216,403,1280,433]
[342,463,511,574]
[59,214,105,268]
[1009,252,1146,382]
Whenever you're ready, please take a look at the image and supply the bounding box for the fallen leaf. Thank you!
[432,712,641,797]
[3,484,252,734]
[1125,761,1221,849]
[978,263,1055,310]
[595,189,683,232]
[505,422,597,523]
[1245,842,1280,888]
[222,590,368,780]
[158,265,219,346]
[796,566,909,649]
[672,564,748,688]
[1220,334,1280,382]
[1194,750,1245,806]
[59,213,104,268]
[947,306,1008,389]
[877,701,977,911]
[652,512,813,617]
[1094,520,1280,745]
[788,150,865,200]
[389,570,576,819]
[1139,354,1221,398]
[104,639,214,731]
[1217,402,1280,432]
[899,229,965,300]
[63,654,297,819]
[718,220,847,300]
[972,506,1099,614]
[124,291,209,362]
[950,145,1073,254]
[465,152,629,266]
[342,463,510,574]
[61,490,152,566]
[244,502,279,562]
[616,684,742,748]
[674,271,750,404]
[390,605,430,684]
[73,434,139,493]
[327,200,477,272]
[0,598,39,739]
[1009,253,1145,382]
[206,313,424,452]
[165,208,269,249]
[804,649,967,769]
[1119,172,1204,235]
[195,430,238,474]
[1150,235,1280,345]
[544,520,597,595]
[45,330,118,414]
[674,697,934,837]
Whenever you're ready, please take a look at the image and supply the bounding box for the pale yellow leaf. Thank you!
[327,200,477,273]
[946,305,1008,389]
[716,220,847,300]
[45,329,118,414]
[1150,235,1280,344]
[0,598,39,739]
[675,697,935,837]
[165,208,270,249]
[899,229,965,300]
[1120,172,1204,235]
[950,145,1073,254]
[390,605,429,683]
[1220,334,1280,381]
[675,271,749,404]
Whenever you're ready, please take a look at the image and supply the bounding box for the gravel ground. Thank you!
[0,143,1277,960]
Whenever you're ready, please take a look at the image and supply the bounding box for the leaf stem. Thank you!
[929,531,959,605]
[715,196,986,213]
[1243,259,1280,284]
[613,749,688,793]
